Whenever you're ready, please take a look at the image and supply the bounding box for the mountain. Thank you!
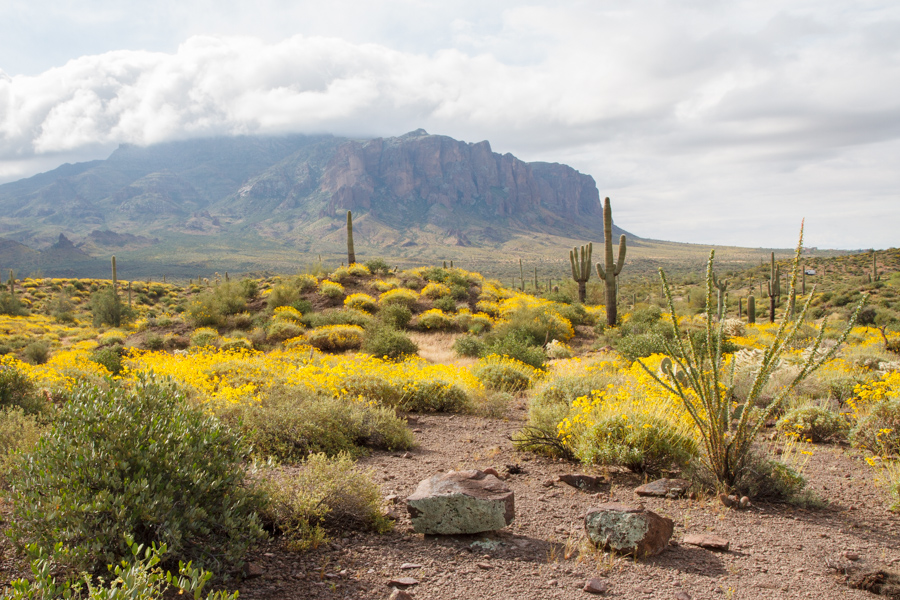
[0,130,631,276]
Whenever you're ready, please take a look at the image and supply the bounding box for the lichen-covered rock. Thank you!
[584,503,673,557]
[634,478,690,498]
[406,469,514,534]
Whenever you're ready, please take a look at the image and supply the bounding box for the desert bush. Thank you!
[577,413,697,475]
[273,305,304,322]
[0,292,28,316]
[90,287,135,327]
[778,405,849,443]
[379,288,418,308]
[0,362,46,415]
[422,282,451,299]
[378,304,412,329]
[220,337,253,352]
[851,398,900,456]
[471,355,541,392]
[48,292,75,323]
[306,325,364,352]
[483,330,546,369]
[98,330,127,347]
[267,320,303,343]
[240,278,259,300]
[362,326,418,360]
[267,283,300,310]
[453,334,485,358]
[364,258,391,276]
[615,332,670,362]
[7,376,265,573]
[545,339,574,359]
[372,279,398,293]
[305,308,373,329]
[144,333,165,350]
[722,318,745,337]
[22,342,50,365]
[0,407,46,481]
[318,280,345,301]
[344,293,378,313]
[348,263,370,277]
[417,308,455,331]
[494,305,574,344]
[454,311,493,334]
[255,453,390,552]
[91,346,125,376]
[190,327,220,348]
[433,295,458,313]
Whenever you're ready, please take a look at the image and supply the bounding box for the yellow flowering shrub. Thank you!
[372,279,398,293]
[421,282,451,299]
[344,293,378,313]
[273,306,304,322]
[417,309,454,331]
[190,327,219,348]
[471,355,543,392]
[318,280,345,300]
[379,288,418,308]
[306,325,364,352]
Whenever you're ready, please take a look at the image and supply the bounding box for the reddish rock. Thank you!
[388,577,419,587]
[683,534,730,551]
[558,474,609,493]
[584,503,674,558]
[634,478,690,498]
[583,578,610,594]
[675,592,692,600]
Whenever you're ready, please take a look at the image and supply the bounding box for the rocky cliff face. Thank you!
[317,130,602,231]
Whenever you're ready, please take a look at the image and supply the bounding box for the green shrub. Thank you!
[144,333,165,350]
[22,342,50,365]
[227,388,413,462]
[471,355,541,392]
[453,334,485,358]
[0,292,28,316]
[266,320,303,342]
[576,413,697,475]
[91,346,124,376]
[433,295,457,313]
[240,278,259,300]
[363,326,418,360]
[379,288,418,308]
[493,305,573,345]
[379,304,412,329]
[483,330,546,369]
[0,363,47,415]
[417,308,455,331]
[318,280,345,300]
[190,327,219,348]
[8,376,265,573]
[364,258,391,276]
[220,337,253,352]
[396,379,470,412]
[306,325,364,352]
[255,453,390,552]
[777,405,849,443]
[304,308,373,329]
[90,288,135,327]
[851,398,900,456]
[0,407,46,482]
[615,333,670,362]
[48,292,75,323]
[266,283,300,310]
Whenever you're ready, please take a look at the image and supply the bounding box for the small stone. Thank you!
[388,577,419,587]
[476,562,493,570]
[583,578,609,594]
[558,474,609,493]
[412,428,422,433]
[385,494,399,504]
[683,534,730,551]
[635,478,690,498]
[389,590,415,600]
[634,585,653,594]
[842,551,860,561]
[584,503,674,557]
[400,563,422,570]
[542,479,556,488]
[675,592,692,600]
[402,452,413,459]
[243,562,265,579]
[547,579,559,587]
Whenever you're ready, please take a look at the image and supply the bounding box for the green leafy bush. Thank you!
[306,325,364,352]
[0,363,47,415]
[417,308,455,331]
[22,341,49,365]
[190,327,219,348]
[90,288,135,327]
[433,295,457,313]
[304,308,373,329]
[0,407,46,482]
[378,304,412,329]
[0,292,28,316]
[364,258,391,276]
[7,376,266,573]
[777,405,849,443]
[615,333,670,362]
[576,413,697,475]
[91,346,124,376]
[483,330,546,369]
[471,355,541,392]
[851,398,900,456]
[453,334,485,358]
[266,283,300,310]
[48,292,75,323]
[266,320,303,342]
[255,453,390,552]
[363,326,418,360]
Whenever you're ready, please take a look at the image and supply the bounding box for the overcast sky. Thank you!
[1,0,898,249]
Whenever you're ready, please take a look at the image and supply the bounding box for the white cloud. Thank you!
[0,1,899,248]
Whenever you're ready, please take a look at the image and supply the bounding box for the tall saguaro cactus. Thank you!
[712,272,728,320]
[747,294,756,324]
[111,256,117,291]
[873,250,880,282]
[595,197,626,326]
[7,270,14,295]
[569,243,592,303]
[767,252,780,323]
[346,211,356,265]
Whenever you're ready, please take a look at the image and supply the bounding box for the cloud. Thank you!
[0,1,898,248]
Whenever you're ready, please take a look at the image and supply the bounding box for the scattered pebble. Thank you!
[583,578,609,594]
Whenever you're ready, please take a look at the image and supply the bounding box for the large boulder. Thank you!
[584,503,673,557]
[406,469,514,534]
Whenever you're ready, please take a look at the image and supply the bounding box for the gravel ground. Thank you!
[232,404,900,600]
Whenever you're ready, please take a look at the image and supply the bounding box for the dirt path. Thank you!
[236,405,900,600]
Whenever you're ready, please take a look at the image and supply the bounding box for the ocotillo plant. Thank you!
[569,242,592,303]
[712,272,728,320]
[767,252,780,323]
[346,211,356,265]
[748,294,756,324]
[111,256,117,291]
[596,197,626,326]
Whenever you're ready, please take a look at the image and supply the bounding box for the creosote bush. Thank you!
[362,325,418,360]
[471,355,541,392]
[8,376,265,574]
[777,405,849,443]
[306,324,364,352]
[577,413,697,475]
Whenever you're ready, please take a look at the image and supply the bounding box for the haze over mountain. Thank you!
[0,130,631,276]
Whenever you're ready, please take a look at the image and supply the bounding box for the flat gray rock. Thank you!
[406,469,514,535]
[584,503,673,558]
[634,478,690,498]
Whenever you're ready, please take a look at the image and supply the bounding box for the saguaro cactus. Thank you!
[712,272,728,320]
[569,243,592,303]
[7,270,14,295]
[767,252,780,323]
[595,197,626,326]
[346,211,356,265]
[873,250,879,282]
[748,294,756,324]
[111,256,117,291]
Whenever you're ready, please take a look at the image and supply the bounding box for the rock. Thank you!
[675,592,692,600]
[843,551,861,561]
[583,578,610,594]
[388,577,419,587]
[505,464,524,475]
[242,561,265,579]
[683,534,730,551]
[402,452,413,459]
[739,496,751,509]
[400,563,422,570]
[558,474,609,493]
[483,467,503,479]
[584,503,674,557]
[406,469,515,534]
[389,589,415,600]
[542,479,556,488]
[476,562,493,570]
[634,478,690,498]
